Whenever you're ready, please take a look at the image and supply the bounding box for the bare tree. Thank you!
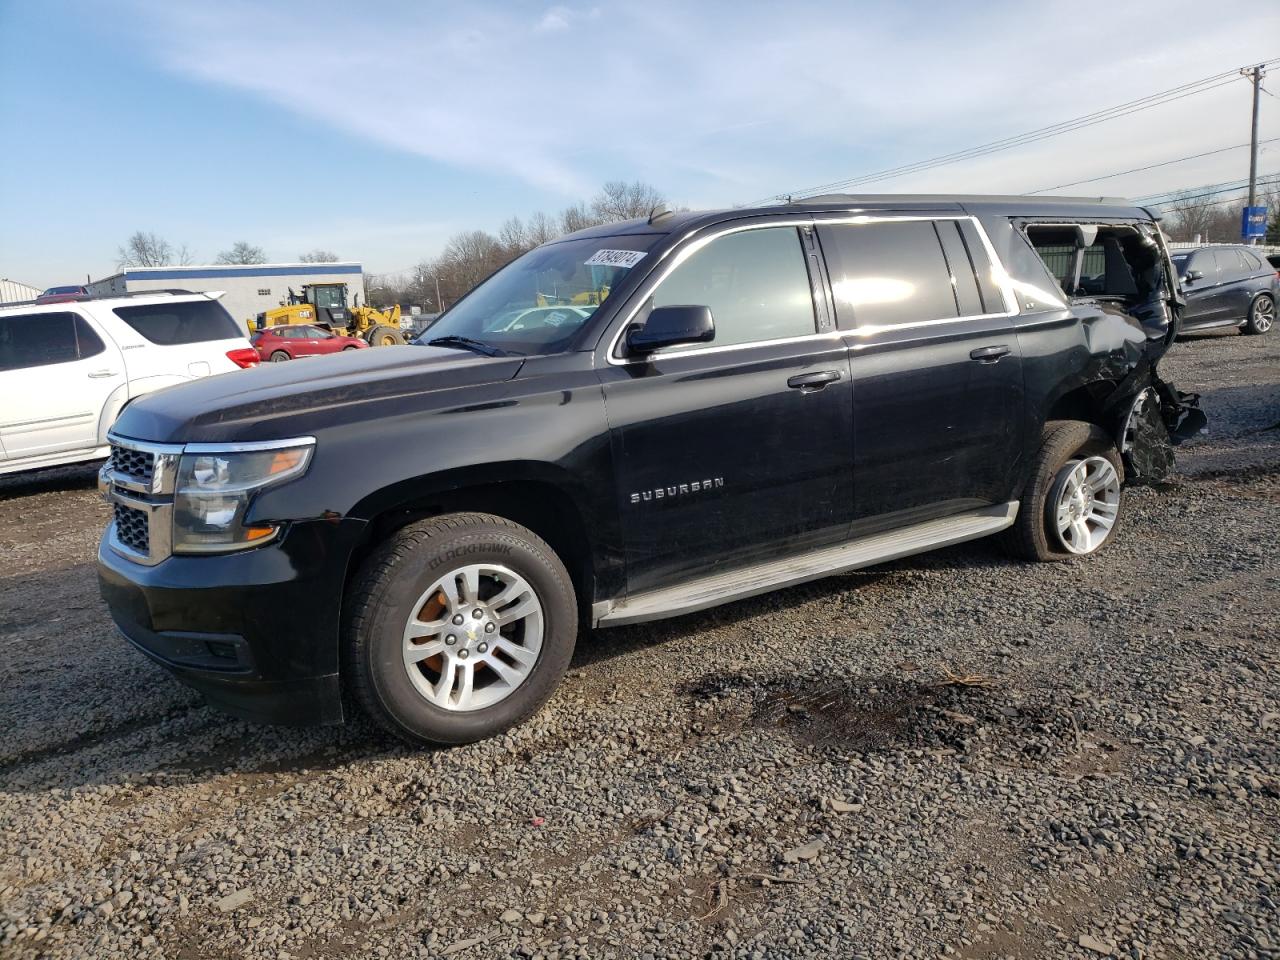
[433,230,506,301]
[299,249,340,263]
[116,231,194,269]
[591,180,664,222]
[216,242,267,265]
[405,181,670,305]
[498,216,531,258]
[559,201,602,234]
[527,210,557,246]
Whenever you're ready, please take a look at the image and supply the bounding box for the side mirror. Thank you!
[626,305,715,354]
[1184,269,1202,283]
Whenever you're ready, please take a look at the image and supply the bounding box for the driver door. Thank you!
[597,223,854,595]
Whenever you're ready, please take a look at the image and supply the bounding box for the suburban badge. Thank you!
[630,477,724,504]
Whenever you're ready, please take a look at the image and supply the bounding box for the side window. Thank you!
[1211,250,1237,280]
[818,221,958,328]
[0,311,99,372]
[933,221,984,316]
[650,226,816,349]
[74,315,106,360]
[1236,249,1261,273]
[957,220,1004,313]
[112,300,243,345]
[1188,252,1214,279]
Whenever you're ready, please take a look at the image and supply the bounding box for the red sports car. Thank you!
[251,324,369,362]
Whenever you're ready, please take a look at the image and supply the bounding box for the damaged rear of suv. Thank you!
[1013,209,1204,484]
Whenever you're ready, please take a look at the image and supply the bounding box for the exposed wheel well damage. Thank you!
[1019,220,1205,483]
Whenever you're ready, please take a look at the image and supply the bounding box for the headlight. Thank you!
[172,440,314,553]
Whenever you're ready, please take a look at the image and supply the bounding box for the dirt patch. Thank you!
[685,670,1092,768]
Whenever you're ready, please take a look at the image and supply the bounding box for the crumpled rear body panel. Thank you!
[985,212,1204,485]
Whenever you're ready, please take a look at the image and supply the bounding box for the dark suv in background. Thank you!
[97,194,1203,747]
[1171,245,1276,335]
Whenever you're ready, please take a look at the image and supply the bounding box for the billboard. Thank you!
[1241,205,1268,240]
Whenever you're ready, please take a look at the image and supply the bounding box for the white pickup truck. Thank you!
[0,291,258,476]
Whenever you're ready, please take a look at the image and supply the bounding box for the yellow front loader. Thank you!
[255,283,405,346]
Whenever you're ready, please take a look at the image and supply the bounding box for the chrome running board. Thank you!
[593,501,1018,627]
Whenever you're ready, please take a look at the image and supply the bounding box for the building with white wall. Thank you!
[86,263,365,334]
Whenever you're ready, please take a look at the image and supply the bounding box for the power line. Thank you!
[1165,192,1271,215]
[1139,173,1270,203]
[1025,138,1280,194]
[753,58,1278,204]
[1140,173,1280,206]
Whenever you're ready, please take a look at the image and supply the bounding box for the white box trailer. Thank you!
[86,263,365,335]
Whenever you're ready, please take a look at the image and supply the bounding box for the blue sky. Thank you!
[1,0,1277,288]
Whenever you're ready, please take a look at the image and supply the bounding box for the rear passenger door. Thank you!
[1223,249,1263,321]
[817,217,1024,535]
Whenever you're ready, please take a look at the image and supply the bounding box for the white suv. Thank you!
[0,291,258,476]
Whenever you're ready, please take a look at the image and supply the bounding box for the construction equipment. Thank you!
[255,283,405,346]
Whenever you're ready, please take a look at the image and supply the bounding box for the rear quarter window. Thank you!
[112,300,244,345]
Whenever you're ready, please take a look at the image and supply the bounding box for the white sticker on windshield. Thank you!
[585,248,646,268]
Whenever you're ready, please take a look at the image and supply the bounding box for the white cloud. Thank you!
[535,6,573,33]
[122,0,1279,206]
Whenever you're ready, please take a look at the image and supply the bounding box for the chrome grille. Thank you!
[110,444,155,487]
[112,502,150,555]
[103,435,183,565]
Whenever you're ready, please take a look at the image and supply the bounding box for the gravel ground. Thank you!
[1,329,1277,960]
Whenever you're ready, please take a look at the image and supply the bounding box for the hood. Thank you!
[112,345,525,444]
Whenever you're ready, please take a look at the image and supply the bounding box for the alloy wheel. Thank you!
[401,563,543,711]
[1252,296,1274,333]
[1051,456,1121,555]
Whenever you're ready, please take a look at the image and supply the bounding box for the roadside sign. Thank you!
[1241,205,1268,240]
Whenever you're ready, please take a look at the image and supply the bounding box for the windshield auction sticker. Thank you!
[585,249,647,268]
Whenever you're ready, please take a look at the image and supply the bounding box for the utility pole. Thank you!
[1242,64,1266,243]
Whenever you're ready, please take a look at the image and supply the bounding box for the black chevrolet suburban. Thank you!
[97,195,1202,746]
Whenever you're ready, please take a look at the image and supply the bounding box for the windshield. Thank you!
[414,235,658,356]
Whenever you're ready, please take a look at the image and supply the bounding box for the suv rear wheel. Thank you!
[1244,294,1273,335]
[344,512,577,746]
[1005,421,1125,562]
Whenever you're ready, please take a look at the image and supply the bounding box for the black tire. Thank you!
[1003,420,1125,562]
[269,350,290,362]
[342,345,360,351]
[343,512,577,746]
[365,324,406,346]
[1243,294,1274,335]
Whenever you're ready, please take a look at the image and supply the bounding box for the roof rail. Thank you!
[787,192,1133,206]
[1,288,200,309]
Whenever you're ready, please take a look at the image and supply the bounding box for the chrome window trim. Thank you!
[605,214,1017,366]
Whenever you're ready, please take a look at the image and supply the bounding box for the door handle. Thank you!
[87,369,119,378]
[969,345,1010,363]
[787,370,842,391]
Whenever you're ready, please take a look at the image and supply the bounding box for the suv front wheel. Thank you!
[344,512,577,745]
[1005,421,1125,562]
